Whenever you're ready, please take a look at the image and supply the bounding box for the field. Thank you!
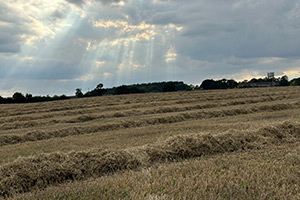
[0,87,300,199]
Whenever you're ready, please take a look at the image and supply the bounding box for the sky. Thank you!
[1,0,300,97]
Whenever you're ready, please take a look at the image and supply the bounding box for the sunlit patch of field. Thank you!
[1,87,300,199]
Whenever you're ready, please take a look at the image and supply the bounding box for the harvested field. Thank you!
[1,87,300,199]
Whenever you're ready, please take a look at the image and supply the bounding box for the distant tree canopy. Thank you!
[108,81,192,95]
[290,77,300,86]
[199,79,238,90]
[279,75,289,86]
[12,92,26,103]
[0,92,69,104]
[238,75,291,88]
[2,75,300,104]
[113,85,145,95]
[83,83,105,97]
[162,82,177,92]
[75,88,84,98]
[76,81,193,98]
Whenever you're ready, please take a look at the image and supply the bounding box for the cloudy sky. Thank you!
[1,0,300,96]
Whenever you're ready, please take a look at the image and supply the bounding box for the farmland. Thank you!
[0,86,300,199]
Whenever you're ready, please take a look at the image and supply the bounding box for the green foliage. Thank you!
[0,93,69,104]
[75,88,84,98]
[1,74,298,104]
[290,77,300,86]
[84,83,105,97]
[113,85,146,95]
[104,81,192,95]
[12,92,26,103]
[238,75,292,88]
[162,82,177,92]
[279,75,289,86]
[200,79,238,90]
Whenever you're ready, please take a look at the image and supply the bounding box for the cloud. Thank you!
[65,0,126,7]
[96,0,126,6]
[172,0,300,59]
[50,10,67,21]
[150,11,183,25]
[1,0,300,97]
[66,0,85,6]
[0,2,25,53]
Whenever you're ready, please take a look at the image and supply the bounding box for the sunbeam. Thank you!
[2,0,300,96]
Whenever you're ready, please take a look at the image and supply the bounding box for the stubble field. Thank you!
[0,87,300,199]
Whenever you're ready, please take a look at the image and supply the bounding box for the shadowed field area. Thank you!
[1,87,300,199]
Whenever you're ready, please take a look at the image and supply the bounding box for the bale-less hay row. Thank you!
[1,101,299,147]
[1,121,299,198]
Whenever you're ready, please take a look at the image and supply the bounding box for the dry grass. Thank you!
[11,142,300,200]
[0,86,300,199]
[0,121,299,198]
[1,101,299,147]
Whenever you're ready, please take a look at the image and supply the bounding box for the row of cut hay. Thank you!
[2,87,298,122]
[0,121,300,198]
[0,94,264,123]
[1,101,300,146]
[1,93,299,130]
[0,88,295,119]
[145,121,300,163]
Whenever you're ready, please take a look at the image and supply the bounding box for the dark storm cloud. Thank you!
[169,0,300,59]
[0,2,26,53]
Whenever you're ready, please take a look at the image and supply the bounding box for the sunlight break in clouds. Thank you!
[283,70,300,79]
[165,46,177,63]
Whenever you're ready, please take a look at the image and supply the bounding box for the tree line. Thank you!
[75,81,193,98]
[1,76,300,104]
[198,75,300,90]
[0,81,192,104]
[0,93,69,104]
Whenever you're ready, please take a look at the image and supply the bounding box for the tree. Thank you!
[12,92,26,103]
[227,79,238,88]
[162,82,177,92]
[0,96,5,103]
[200,79,215,90]
[25,93,33,101]
[114,85,130,95]
[279,75,289,86]
[216,79,228,89]
[290,77,300,86]
[96,83,103,90]
[75,88,84,98]
[89,83,105,96]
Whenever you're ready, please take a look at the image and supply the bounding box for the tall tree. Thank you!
[12,92,26,103]
[75,88,84,98]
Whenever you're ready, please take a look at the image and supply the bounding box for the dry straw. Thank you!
[0,101,299,147]
[0,121,299,198]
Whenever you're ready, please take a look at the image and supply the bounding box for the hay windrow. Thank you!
[0,89,297,120]
[1,101,300,147]
[0,95,297,130]
[0,94,299,129]
[0,150,145,198]
[0,121,300,198]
